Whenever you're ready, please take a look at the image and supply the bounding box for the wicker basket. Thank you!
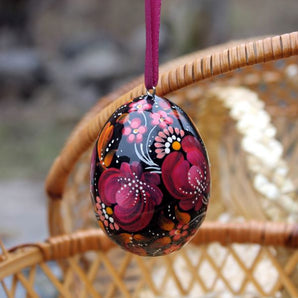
[1,32,298,297]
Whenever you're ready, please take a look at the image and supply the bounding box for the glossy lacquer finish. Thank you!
[90,95,210,256]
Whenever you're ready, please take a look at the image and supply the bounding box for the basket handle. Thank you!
[45,32,298,203]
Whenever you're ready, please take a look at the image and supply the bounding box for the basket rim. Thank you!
[1,221,297,280]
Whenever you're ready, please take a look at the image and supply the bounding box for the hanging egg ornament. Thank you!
[90,94,210,256]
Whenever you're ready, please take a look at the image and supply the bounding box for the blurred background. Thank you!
[0,0,297,248]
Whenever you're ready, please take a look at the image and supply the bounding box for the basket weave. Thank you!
[1,32,298,297]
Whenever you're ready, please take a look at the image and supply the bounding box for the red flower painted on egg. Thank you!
[122,118,147,143]
[98,162,163,232]
[162,135,210,211]
[169,223,189,241]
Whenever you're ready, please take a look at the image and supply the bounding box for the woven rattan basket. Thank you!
[1,32,298,297]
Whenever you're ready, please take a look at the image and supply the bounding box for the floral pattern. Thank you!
[91,95,210,256]
[122,117,147,143]
[162,135,210,211]
[98,162,163,232]
[129,99,152,113]
[150,110,173,128]
[97,122,115,168]
[169,223,189,241]
[95,196,120,231]
[154,126,185,159]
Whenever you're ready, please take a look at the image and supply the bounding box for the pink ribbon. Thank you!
[145,0,161,91]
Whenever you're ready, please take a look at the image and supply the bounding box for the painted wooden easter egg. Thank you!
[90,95,210,256]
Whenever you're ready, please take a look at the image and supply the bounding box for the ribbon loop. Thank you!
[145,0,162,90]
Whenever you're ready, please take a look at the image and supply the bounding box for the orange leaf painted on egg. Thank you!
[97,220,105,231]
[104,150,116,167]
[97,122,113,154]
[118,233,132,245]
[133,234,147,242]
[97,122,115,169]
[158,216,175,231]
[129,246,147,256]
[175,206,191,225]
[153,236,171,246]
[116,113,129,124]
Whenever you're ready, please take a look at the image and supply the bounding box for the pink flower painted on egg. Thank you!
[150,110,173,128]
[98,162,163,232]
[122,117,147,143]
[129,99,152,113]
[162,135,210,211]
[154,126,185,159]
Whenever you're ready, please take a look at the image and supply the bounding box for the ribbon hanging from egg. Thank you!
[90,0,210,256]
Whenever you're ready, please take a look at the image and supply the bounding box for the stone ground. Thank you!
[0,179,47,248]
[0,97,81,248]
